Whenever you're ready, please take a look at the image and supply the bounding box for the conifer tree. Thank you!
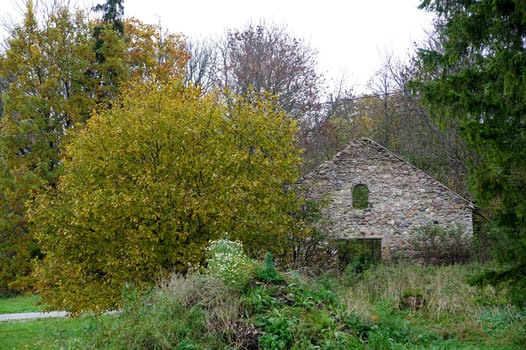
[414,0,526,304]
[89,0,128,106]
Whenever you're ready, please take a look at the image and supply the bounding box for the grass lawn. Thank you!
[0,316,97,350]
[0,294,83,350]
[0,294,44,314]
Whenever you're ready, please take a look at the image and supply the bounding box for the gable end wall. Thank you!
[301,139,473,259]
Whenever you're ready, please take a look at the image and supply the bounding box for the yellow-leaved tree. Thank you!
[0,0,191,295]
[29,81,304,314]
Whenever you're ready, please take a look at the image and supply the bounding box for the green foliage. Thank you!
[88,24,128,105]
[414,0,526,304]
[0,0,96,295]
[352,184,369,209]
[256,252,285,283]
[4,264,525,349]
[336,239,381,274]
[30,81,304,314]
[244,274,354,349]
[409,224,472,265]
[342,263,526,348]
[79,274,237,349]
[286,197,335,272]
[55,273,244,349]
[205,237,254,289]
[90,0,127,105]
[255,308,299,349]
[93,0,124,34]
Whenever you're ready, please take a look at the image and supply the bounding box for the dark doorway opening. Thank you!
[335,238,382,272]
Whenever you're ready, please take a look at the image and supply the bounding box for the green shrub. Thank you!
[409,224,472,265]
[400,288,426,311]
[334,239,381,275]
[256,308,299,349]
[256,252,285,283]
[30,82,304,314]
[286,198,337,273]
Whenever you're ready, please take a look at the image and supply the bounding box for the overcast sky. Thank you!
[2,0,435,92]
[125,0,435,92]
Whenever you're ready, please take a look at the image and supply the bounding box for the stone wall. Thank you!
[300,138,473,259]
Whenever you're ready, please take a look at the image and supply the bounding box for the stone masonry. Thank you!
[300,138,474,259]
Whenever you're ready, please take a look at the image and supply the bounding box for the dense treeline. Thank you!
[0,0,311,311]
[0,0,524,311]
[0,0,189,297]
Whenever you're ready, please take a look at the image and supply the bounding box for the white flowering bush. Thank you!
[205,237,255,289]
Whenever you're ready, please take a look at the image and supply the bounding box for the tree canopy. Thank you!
[221,22,322,120]
[0,0,190,295]
[30,82,305,314]
[0,1,95,294]
[414,0,526,303]
[185,21,322,119]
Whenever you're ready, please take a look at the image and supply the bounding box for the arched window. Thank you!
[352,184,369,209]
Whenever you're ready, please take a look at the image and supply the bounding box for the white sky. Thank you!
[1,0,435,92]
[124,0,435,92]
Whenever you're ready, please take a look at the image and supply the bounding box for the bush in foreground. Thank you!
[205,236,255,289]
[30,81,306,314]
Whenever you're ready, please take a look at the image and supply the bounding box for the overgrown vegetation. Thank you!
[1,2,525,349]
[414,0,526,304]
[4,265,521,349]
[409,224,472,265]
[4,240,523,349]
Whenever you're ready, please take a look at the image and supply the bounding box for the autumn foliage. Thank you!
[29,82,304,313]
[0,1,189,294]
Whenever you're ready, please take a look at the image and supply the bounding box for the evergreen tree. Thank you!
[93,0,124,35]
[89,0,128,106]
[414,0,526,304]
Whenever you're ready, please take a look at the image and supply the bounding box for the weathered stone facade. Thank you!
[301,138,473,259]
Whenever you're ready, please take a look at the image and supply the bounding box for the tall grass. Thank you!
[16,261,523,349]
[341,263,525,347]
[343,263,505,318]
[68,274,242,349]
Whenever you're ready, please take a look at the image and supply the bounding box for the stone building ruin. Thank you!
[301,138,474,260]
